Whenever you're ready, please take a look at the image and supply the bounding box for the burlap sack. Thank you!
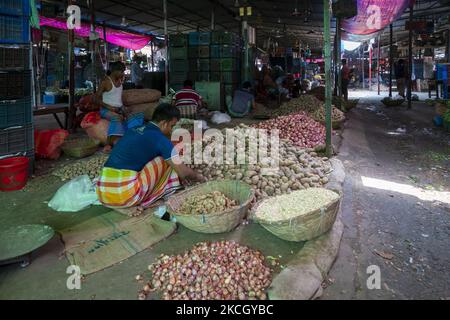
[123,89,161,106]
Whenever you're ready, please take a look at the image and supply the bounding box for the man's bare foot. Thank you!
[114,206,145,217]
[102,145,112,153]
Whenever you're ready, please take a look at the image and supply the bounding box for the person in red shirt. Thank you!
[172,80,203,119]
[341,59,352,101]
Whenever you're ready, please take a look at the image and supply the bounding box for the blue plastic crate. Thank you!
[210,45,220,58]
[0,15,30,44]
[0,0,30,16]
[0,98,32,129]
[189,32,210,46]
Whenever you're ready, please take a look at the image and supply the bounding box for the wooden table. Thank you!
[33,104,69,129]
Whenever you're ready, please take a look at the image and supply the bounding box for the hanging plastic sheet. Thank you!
[39,17,152,50]
[341,0,411,41]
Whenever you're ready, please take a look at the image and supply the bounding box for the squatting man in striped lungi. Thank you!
[97,103,206,216]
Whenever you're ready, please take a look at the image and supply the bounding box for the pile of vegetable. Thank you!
[255,95,323,118]
[381,96,405,107]
[312,106,345,123]
[189,125,331,202]
[254,188,340,222]
[53,153,108,181]
[178,191,237,215]
[309,86,325,101]
[139,241,272,300]
[252,112,326,149]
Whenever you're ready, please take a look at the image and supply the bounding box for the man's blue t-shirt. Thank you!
[104,122,176,171]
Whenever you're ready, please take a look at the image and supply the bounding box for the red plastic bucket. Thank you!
[0,157,30,191]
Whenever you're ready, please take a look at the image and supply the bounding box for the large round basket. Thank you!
[166,180,255,234]
[251,189,342,242]
[61,137,99,158]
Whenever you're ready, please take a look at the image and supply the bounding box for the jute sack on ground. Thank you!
[123,89,161,106]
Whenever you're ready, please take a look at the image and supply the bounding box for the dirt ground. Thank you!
[321,91,450,300]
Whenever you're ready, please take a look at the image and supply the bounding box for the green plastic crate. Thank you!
[198,46,210,58]
[169,47,188,60]
[210,59,221,72]
[170,72,188,84]
[211,31,221,45]
[195,81,222,111]
[170,60,189,72]
[169,34,187,47]
[221,58,238,71]
[188,47,198,58]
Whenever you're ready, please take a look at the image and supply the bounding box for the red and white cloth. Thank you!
[173,86,202,119]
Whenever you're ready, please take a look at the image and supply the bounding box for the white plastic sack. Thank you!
[211,112,231,124]
[48,175,100,212]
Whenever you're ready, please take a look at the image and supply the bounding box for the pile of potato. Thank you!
[312,106,345,123]
[188,125,331,202]
[178,191,237,215]
[53,153,108,181]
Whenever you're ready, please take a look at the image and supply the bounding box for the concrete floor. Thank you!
[322,91,450,300]
[3,90,449,299]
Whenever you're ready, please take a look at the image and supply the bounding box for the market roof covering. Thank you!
[341,0,411,41]
[40,17,153,50]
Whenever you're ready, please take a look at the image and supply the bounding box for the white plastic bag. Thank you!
[48,175,100,212]
[211,112,231,124]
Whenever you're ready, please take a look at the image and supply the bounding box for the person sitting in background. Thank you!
[228,81,256,118]
[172,80,203,119]
[292,79,301,98]
[97,103,205,217]
[263,66,279,97]
[96,61,144,152]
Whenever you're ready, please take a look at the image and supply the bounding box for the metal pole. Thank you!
[68,0,76,132]
[361,44,364,89]
[369,44,372,91]
[324,0,332,158]
[333,32,338,96]
[377,34,381,95]
[163,0,169,95]
[337,18,342,98]
[389,24,393,97]
[103,22,108,71]
[89,0,96,92]
[407,3,414,109]
[211,5,215,31]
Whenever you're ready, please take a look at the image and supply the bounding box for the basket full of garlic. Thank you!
[166,180,254,234]
[251,188,341,242]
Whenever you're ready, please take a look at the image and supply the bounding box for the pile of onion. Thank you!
[252,112,326,149]
[139,241,272,300]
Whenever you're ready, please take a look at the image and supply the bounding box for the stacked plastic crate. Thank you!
[187,32,211,83]
[0,0,33,173]
[209,31,242,99]
[168,34,189,91]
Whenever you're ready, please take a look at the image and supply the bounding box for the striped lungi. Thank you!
[97,156,182,209]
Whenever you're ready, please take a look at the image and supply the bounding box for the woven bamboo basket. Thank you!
[166,180,255,234]
[61,137,99,158]
[251,188,342,242]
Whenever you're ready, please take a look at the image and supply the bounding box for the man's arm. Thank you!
[167,159,206,183]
